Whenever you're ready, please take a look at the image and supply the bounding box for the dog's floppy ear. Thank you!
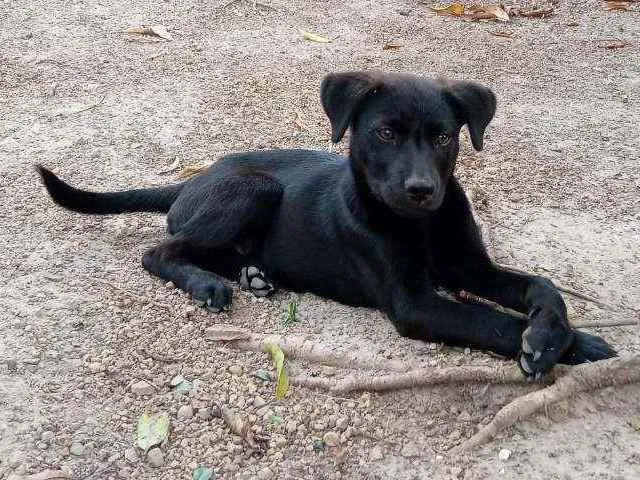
[321,72,381,143]
[443,80,497,151]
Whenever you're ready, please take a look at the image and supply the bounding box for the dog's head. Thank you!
[321,72,496,217]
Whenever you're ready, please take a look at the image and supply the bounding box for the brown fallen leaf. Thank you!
[597,38,630,49]
[603,1,630,10]
[468,4,510,22]
[491,29,516,38]
[178,164,208,179]
[293,110,308,131]
[518,5,555,17]
[221,405,267,449]
[124,24,173,41]
[382,42,404,50]
[429,3,465,16]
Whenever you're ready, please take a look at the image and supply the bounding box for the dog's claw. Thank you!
[520,356,533,374]
[522,336,534,355]
[535,372,543,381]
[533,350,542,362]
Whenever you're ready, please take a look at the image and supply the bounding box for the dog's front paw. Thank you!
[518,308,574,378]
[559,330,617,365]
[187,277,233,312]
[239,266,274,297]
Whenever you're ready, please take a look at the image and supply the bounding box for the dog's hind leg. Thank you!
[143,172,283,310]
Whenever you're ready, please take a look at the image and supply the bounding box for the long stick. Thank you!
[451,354,640,453]
[290,363,556,394]
[456,290,638,328]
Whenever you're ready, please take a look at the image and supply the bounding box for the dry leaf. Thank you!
[157,158,180,175]
[221,405,260,449]
[293,110,308,131]
[429,3,466,16]
[466,4,510,21]
[204,325,251,341]
[150,25,172,40]
[478,5,510,22]
[491,29,516,38]
[603,1,630,10]
[519,6,555,17]
[300,29,330,43]
[597,39,630,49]
[382,42,404,50]
[178,164,208,179]
[124,24,172,41]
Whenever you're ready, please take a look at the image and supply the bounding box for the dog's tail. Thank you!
[36,165,184,215]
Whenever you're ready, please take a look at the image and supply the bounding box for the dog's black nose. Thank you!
[405,179,435,204]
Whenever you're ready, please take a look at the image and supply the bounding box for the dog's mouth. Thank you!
[379,189,445,218]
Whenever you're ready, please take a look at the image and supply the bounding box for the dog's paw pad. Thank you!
[239,266,274,297]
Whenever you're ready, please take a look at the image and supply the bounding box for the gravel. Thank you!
[1,0,638,479]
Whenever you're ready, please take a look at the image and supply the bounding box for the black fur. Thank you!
[37,71,616,376]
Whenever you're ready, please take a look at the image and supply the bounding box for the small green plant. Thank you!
[283,298,299,326]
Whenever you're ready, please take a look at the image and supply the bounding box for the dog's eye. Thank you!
[376,127,395,142]
[434,133,452,147]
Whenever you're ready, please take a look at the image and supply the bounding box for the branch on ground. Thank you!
[216,332,411,372]
[290,363,554,394]
[451,353,640,454]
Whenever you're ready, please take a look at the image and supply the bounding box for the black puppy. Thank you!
[37,72,615,377]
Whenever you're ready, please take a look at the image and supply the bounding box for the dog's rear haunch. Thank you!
[37,71,616,378]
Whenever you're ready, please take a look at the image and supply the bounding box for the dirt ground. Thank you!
[1,0,639,479]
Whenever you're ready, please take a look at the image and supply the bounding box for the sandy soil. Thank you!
[1,0,639,479]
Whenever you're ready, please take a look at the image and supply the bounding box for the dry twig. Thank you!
[456,290,638,328]
[452,354,640,453]
[290,363,552,394]
[228,334,411,372]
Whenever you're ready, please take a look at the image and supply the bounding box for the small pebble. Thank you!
[124,447,139,464]
[147,447,164,467]
[177,405,194,420]
[285,420,298,434]
[165,281,175,289]
[253,396,267,408]
[131,380,155,396]
[498,448,511,461]
[170,375,185,387]
[335,416,349,431]
[320,365,336,377]
[228,365,243,375]
[70,442,84,457]
[322,431,340,447]
[40,431,54,442]
[197,408,212,421]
